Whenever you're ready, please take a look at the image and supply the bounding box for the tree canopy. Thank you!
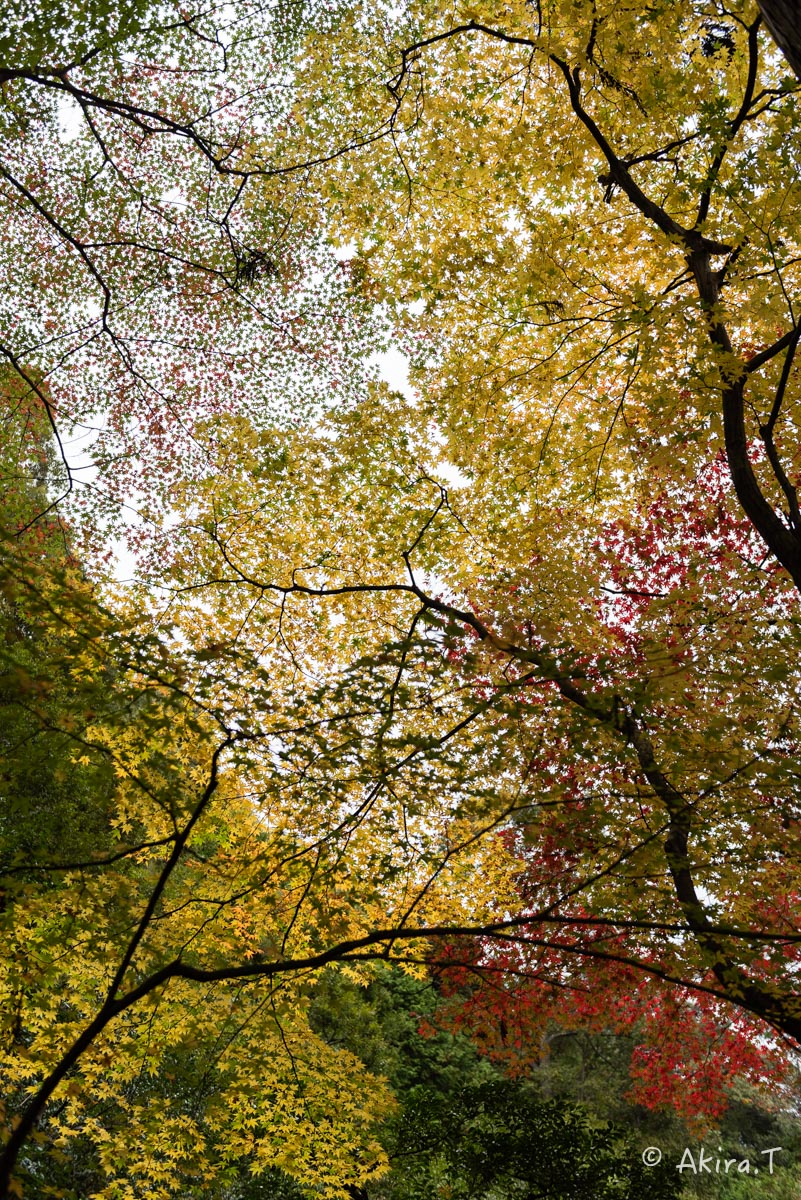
[1,0,801,1196]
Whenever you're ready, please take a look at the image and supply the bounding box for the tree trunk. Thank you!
[758,0,801,80]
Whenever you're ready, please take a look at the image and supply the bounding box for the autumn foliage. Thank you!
[2,0,801,1196]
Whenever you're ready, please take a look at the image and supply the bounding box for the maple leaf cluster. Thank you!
[2,0,801,1196]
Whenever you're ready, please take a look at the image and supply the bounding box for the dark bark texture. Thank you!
[758,0,801,79]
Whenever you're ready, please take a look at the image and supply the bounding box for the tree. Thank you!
[308,965,800,1200]
[0,527,402,1197]
[3,0,801,1194]
[383,1081,679,1200]
[756,0,801,80]
[309,968,681,1200]
[0,0,380,546]
[253,0,801,1039]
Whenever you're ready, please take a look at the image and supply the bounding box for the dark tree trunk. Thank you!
[758,0,801,80]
